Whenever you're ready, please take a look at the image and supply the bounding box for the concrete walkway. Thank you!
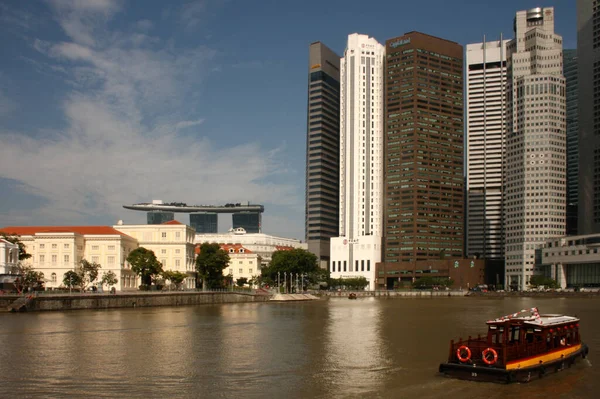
[270,294,319,301]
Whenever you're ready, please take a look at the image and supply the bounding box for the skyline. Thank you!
[0,0,577,241]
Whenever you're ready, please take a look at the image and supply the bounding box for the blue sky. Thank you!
[0,0,577,241]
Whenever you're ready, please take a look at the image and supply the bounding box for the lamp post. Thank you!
[296,273,299,293]
[284,272,287,294]
[277,272,280,292]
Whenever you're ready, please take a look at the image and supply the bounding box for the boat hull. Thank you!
[439,343,589,384]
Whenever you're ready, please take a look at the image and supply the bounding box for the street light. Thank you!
[277,272,280,292]
[284,272,287,294]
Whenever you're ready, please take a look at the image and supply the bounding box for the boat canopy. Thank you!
[486,307,579,327]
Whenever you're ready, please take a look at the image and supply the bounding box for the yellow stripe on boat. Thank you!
[505,344,582,370]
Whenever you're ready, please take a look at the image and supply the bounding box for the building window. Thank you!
[39,255,45,264]
[162,232,167,238]
[161,259,166,268]
[175,249,181,254]
[249,268,253,274]
[108,245,115,251]
[108,256,115,264]
[52,244,57,249]
[92,245,99,251]
[51,273,57,283]
[176,232,181,238]
[229,268,233,274]
[64,255,69,264]
[64,244,69,249]
[175,259,180,267]
[161,249,167,254]
[239,268,243,274]
[92,256,99,263]
[40,244,45,249]
[51,255,57,264]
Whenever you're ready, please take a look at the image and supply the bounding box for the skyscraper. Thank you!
[330,33,385,289]
[382,32,464,264]
[305,42,341,268]
[564,49,578,235]
[577,0,600,234]
[465,39,509,260]
[505,7,566,290]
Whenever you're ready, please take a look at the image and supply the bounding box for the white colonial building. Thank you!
[114,220,196,289]
[195,227,306,267]
[0,238,19,274]
[218,244,262,286]
[330,33,385,290]
[0,225,138,291]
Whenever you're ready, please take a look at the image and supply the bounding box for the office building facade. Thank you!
[330,33,385,289]
[564,49,579,235]
[305,42,341,269]
[382,31,464,266]
[465,39,509,260]
[505,7,567,290]
[577,0,600,234]
[190,213,218,234]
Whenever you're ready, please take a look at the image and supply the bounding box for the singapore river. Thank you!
[0,297,598,398]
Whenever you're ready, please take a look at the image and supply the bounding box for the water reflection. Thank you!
[0,297,597,398]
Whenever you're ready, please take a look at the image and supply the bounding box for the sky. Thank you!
[0,0,577,242]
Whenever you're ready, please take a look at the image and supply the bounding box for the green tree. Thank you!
[529,275,558,289]
[195,242,230,290]
[101,271,119,289]
[78,259,102,290]
[261,249,322,291]
[162,270,187,290]
[127,247,164,287]
[333,277,369,290]
[412,276,453,289]
[63,270,82,289]
[0,232,32,261]
[236,277,248,287]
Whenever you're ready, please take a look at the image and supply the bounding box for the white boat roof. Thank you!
[487,308,579,326]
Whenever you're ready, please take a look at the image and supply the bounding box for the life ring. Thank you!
[456,345,472,363]
[482,348,498,365]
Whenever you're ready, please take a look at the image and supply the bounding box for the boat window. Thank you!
[511,326,520,343]
[525,330,534,344]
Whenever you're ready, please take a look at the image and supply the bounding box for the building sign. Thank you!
[311,64,321,69]
[390,38,411,48]
[454,261,459,268]
[470,261,475,268]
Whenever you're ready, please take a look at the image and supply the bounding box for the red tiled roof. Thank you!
[0,226,133,238]
[194,243,253,255]
[162,220,184,225]
[275,245,295,251]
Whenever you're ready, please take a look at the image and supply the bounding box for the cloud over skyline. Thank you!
[0,0,305,239]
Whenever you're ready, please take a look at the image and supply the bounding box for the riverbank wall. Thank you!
[0,291,271,313]
[321,290,466,298]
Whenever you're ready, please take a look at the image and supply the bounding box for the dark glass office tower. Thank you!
[232,212,261,233]
[305,42,341,269]
[190,213,218,234]
[147,211,174,224]
[564,49,578,235]
[383,32,464,263]
[577,0,600,234]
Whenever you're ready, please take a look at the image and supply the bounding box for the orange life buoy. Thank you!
[456,345,472,363]
[482,348,498,365]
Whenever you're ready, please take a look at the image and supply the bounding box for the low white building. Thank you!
[0,238,19,274]
[114,220,196,289]
[195,227,306,267]
[220,244,262,286]
[536,234,600,289]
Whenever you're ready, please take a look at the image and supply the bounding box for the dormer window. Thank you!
[239,248,244,253]
[229,248,234,253]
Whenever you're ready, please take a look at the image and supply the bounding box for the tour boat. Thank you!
[348,293,357,300]
[439,307,589,383]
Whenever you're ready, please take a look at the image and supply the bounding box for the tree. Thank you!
[14,265,45,293]
[162,270,187,290]
[101,271,119,289]
[78,259,102,290]
[236,277,248,287]
[260,249,322,291]
[412,276,453,289]
[127,247,163,287]
[332,277,369,290]
[529,275,558,289]
[0,232,32,261]
[63,270,82,289]
[195,242,230,290]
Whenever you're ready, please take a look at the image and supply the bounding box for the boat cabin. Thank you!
[448,308,581,368]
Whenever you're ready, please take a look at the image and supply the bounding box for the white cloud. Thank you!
[0,1,303,239]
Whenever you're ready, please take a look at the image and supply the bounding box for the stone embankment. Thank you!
[1,291,271,313]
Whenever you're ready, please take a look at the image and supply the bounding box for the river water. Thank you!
[0,297,597,398]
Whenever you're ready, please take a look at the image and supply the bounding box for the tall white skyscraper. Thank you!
[465,39,509,260]
[505,7,566,290]
[330,33,385,290]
